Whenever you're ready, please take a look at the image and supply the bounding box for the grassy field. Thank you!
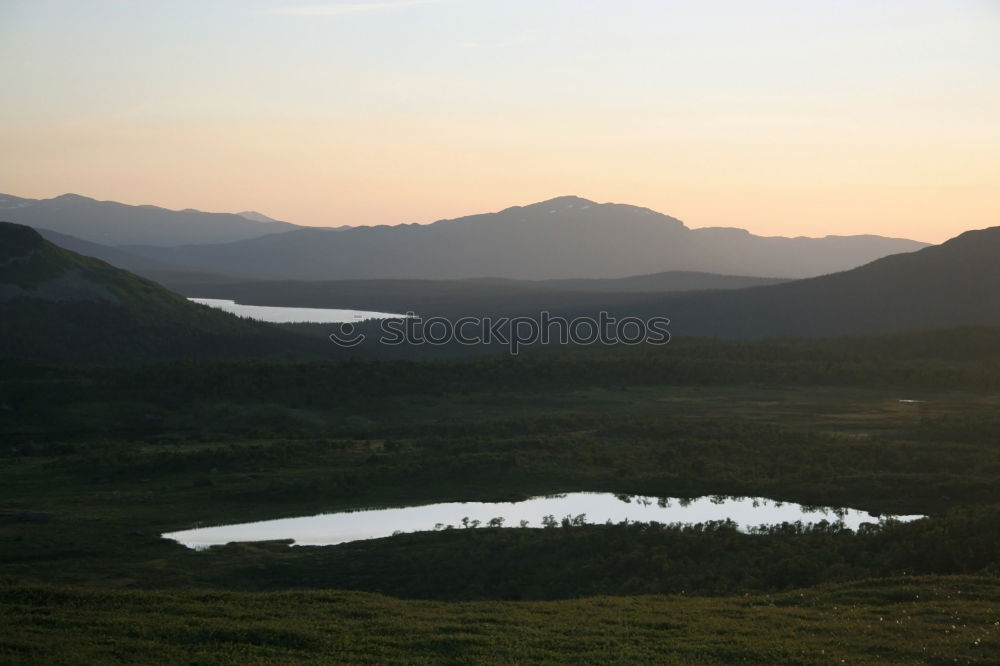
[3,577,999,664]
[2,334,1000,661]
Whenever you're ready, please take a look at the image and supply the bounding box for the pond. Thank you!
[189,297,405,324]
[163,493,925,549]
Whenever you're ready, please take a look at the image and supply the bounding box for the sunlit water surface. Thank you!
[189,298,404,324]
[164,493,925,549]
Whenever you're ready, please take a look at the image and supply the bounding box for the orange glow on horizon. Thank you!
[2,1,997,245]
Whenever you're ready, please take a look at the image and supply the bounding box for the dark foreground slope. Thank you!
[0,222,321,362]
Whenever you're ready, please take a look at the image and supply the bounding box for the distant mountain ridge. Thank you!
[124,195,927,280]
[5,219,999,359]
[2,192,928,280]
[0,193,302,246]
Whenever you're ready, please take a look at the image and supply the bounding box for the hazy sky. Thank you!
[1,0,997,242]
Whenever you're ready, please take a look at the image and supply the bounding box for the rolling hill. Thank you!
[586,225,1000,338]
[0,222,322,362]
[33,228,177,274]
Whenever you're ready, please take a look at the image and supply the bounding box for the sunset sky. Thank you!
[1,0,997,242]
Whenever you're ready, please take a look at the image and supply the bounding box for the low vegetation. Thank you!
[4,577,999,664]
[3,329,1000,661]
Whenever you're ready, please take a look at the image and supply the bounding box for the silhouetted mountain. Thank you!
[124,196,927,280]
[0,222,321,362]
[0,193,302,246]
[583,226,1000,338]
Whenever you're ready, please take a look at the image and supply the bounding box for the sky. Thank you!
[0,0,997,242]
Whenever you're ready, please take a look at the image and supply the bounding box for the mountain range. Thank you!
[3,193,927,281]
[124,195,927,280]
[2,214,999,361]
[0,193,300,246]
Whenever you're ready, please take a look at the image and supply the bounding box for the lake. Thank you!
[189,297,405,324]
[163,492,925,549]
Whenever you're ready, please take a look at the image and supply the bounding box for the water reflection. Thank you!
[164,493,925,550]
[189,298,405,324]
